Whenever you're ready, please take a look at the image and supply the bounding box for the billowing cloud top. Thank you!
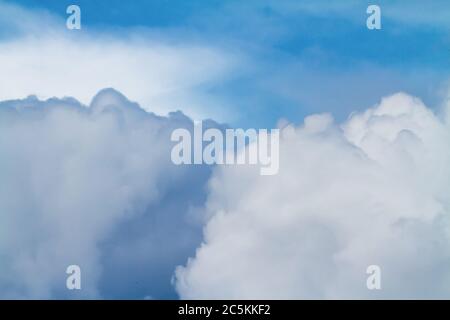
[175,93,450,299]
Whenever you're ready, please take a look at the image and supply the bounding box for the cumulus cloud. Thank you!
[0,88,216,299]
[2,0,450,301]
[175,92,450,299]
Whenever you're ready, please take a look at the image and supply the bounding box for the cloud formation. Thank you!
[0,88,215,298]
[2,0,450,300]
[0,1,240,122]
[175,92,450,299]
[2,87,450,299]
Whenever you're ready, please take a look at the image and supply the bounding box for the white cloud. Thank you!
[175,92,450,299]
[0,1,240,122]
[0,88,211,298]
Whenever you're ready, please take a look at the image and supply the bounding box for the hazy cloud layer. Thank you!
[0,1,240,122]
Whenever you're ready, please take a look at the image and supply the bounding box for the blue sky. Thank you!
[1,1,450,300]
[3,0,450,127]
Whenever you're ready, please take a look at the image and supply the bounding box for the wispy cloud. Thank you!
[0,1,242,122]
